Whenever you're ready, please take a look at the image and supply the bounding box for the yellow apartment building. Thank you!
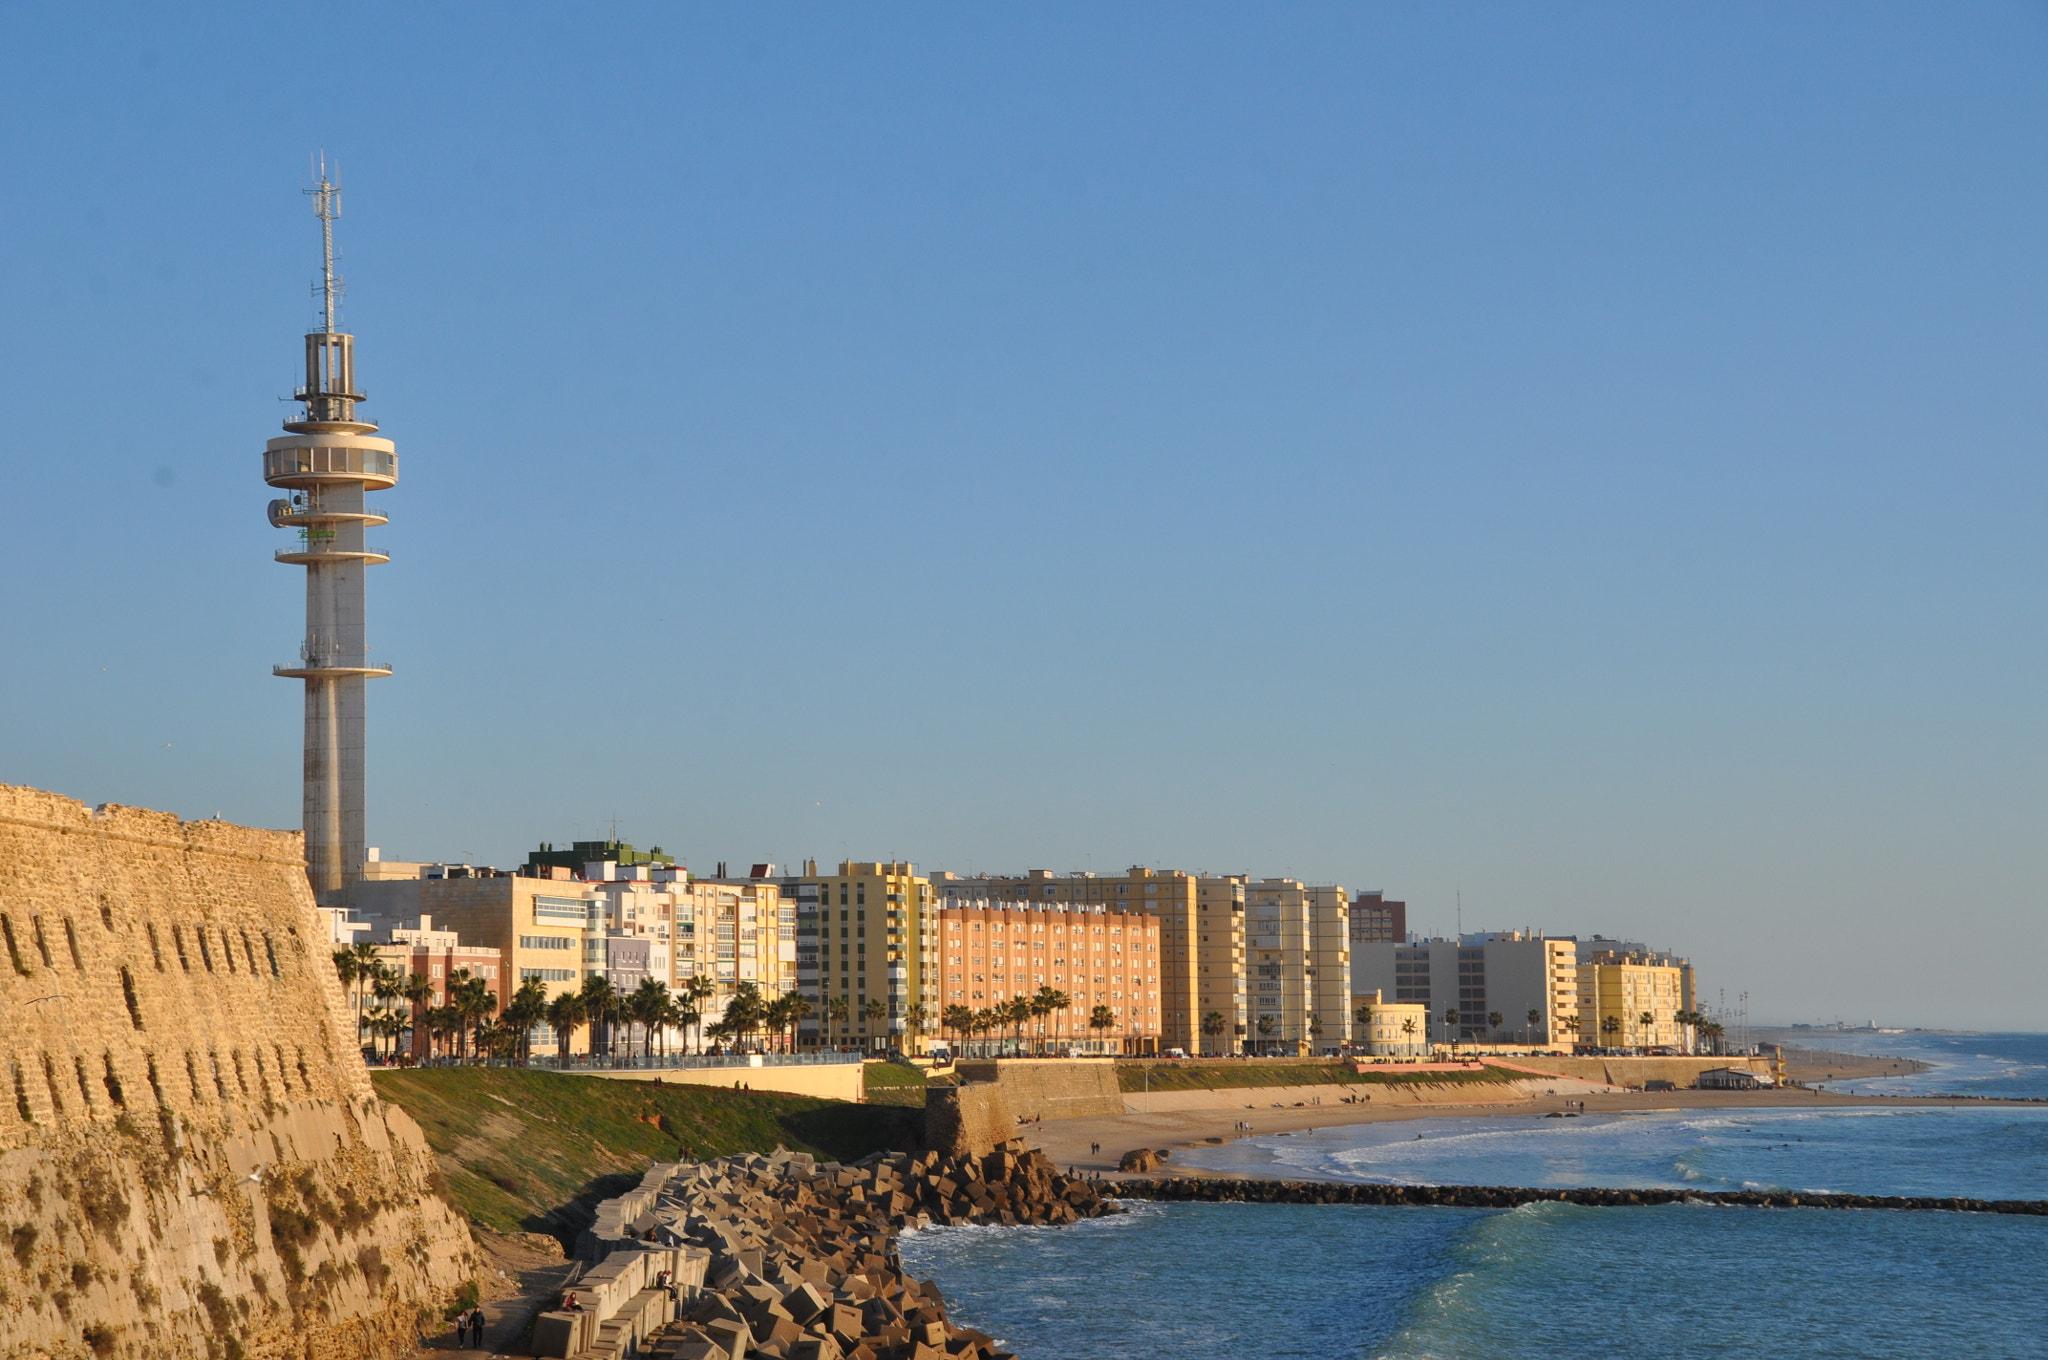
[802,861,935,1051]
[1577,950,1686,1050]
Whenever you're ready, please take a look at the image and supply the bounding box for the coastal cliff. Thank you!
[0,785,478,1360]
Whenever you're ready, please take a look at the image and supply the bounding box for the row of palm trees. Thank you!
[932,988,1127,1054]
[333,946,835,1064]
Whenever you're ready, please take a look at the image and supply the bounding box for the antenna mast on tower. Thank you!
[308,154,343,334]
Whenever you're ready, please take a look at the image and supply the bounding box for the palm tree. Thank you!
[1308,1015,1324,1053]
[972,1008,996,1056]
[1025,989,1053,1054]
[454,970,498,1062]
[402,971,434,1061]
[763,993,795,1053]
[627,978,670,1060]
[1254,1014,1276,1055]
[684,975,718,1052]
[503,976,550,1064]
[579,975,617,1060]
[1443,1008,1461,1058]
[826,996,851,1049]
[903,1002,929,1055]
[862,997,887,1053]
[546,991,588,1062]
[1400,1016,1418,1054]
[1488,1011,1504,1045]
[1637,1010,1656,1054]
[1599,1014,1622,1051]
[369,964,402,1058]
[332,949,362,1038]
[659,995,695,1058]
[1526,1007,1544,1045]
[1202,1010,1227,1054]
[1353,1003,1374,1029]
[942,1004,973,1051]
[726,982,767,1053]
[1038,987,1071,1053]
[784,991,816,1051]
[335,941,381,1047]
[1088,1005,1117,1051]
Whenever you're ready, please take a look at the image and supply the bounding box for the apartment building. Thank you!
[934,900,1162,1054]
[1194,875,1246,1055]
[1576,948,1689,1050]
[1350,989,1430,1056]
[347,870,599,1053]
[1350,891,1407,945]
[1352,931,1579,1047]
[1242,878,1352,1053]
[370,915,504,1059]
[936,867,1191,1051]
[1309,885,1353,1049]
[800,861,935,1050]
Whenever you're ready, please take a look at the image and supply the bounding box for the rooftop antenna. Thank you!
[305,153,343,334]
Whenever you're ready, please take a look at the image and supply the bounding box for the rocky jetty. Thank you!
[538,1138,1119,1360]
[1112,1177,2048,1216]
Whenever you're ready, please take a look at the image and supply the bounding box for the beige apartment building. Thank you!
[1351,990,1430,1056]
[935,902,1162,1054]
[1309,884,1353,1049]
[802,862,935,1050]
[1194,875,1246,1054]
[1577,949,1687,1050]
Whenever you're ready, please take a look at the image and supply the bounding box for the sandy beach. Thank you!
[1033,1082,2015,1177]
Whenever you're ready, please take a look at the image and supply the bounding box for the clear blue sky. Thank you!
[2,4,2043,1029]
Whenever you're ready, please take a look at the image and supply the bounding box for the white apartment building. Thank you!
[1352,931,1579,1047]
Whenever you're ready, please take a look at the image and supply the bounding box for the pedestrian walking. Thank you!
[470,1306,487,1345]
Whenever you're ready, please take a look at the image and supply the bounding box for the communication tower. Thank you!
[263,160,396,901]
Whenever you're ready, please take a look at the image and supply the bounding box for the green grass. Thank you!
[862,1060,929,1088]
[1117,1061,1523,1093]
[372,1067,916,1243]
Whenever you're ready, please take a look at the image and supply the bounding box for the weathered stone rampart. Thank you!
[0,784,478,1360]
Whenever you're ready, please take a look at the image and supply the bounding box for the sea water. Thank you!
[899,1032,2048,1359]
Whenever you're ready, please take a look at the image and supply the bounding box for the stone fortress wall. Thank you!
[0,784,477,1360]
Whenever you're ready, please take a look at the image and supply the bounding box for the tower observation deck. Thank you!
[264,164,395,901]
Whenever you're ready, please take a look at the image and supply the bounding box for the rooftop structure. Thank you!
[264,162,397,901]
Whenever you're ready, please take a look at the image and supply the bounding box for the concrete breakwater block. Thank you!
[587,1140,1110,1360]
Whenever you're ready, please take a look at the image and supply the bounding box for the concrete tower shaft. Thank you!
[265,166,395,902]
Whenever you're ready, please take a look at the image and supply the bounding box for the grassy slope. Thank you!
[1117,1061,1522,1093]
[862,1060,957,1108]
[372,1068,916,1241]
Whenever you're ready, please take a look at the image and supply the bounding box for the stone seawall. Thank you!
[1112,1177,2048,1217]
[950,1061,1125,1122]
[0,785,478,1360]
[547,1140,1119,1359]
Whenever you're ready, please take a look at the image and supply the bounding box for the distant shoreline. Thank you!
[1774,1045,1933,1083]
[1034,1085,2041,1177]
